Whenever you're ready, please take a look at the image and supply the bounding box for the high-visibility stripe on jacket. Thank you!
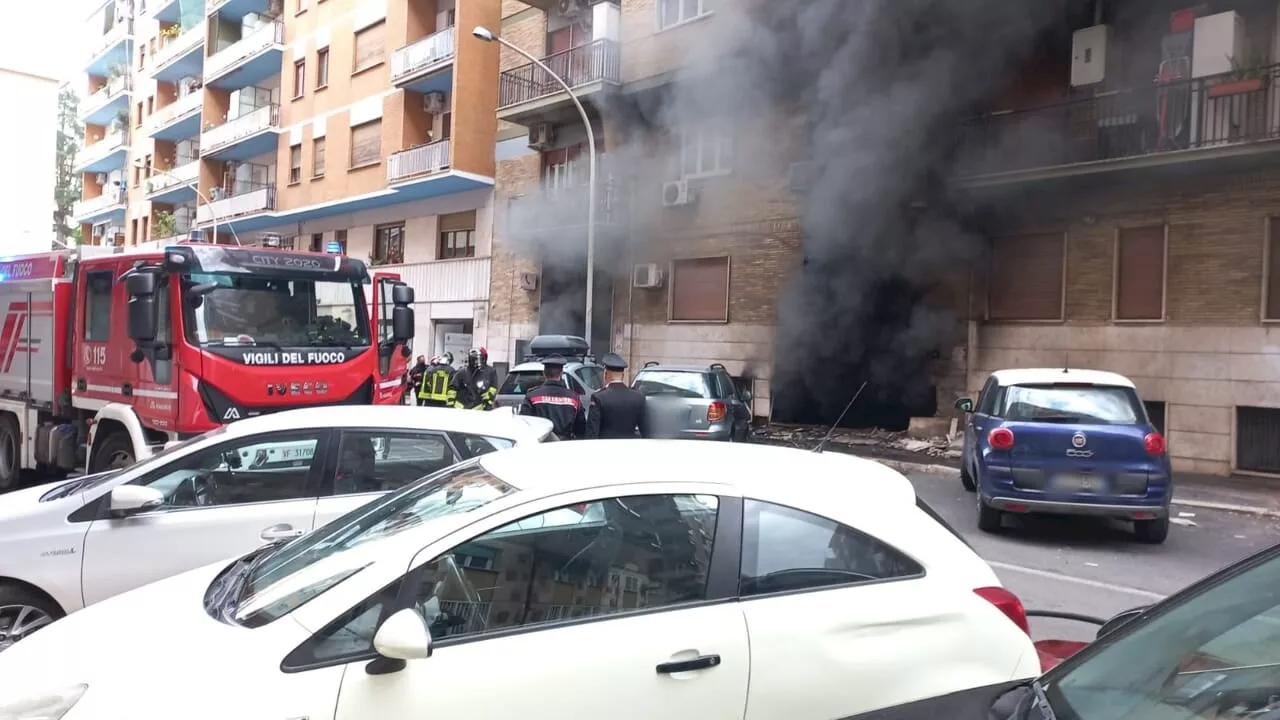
[418,366,453,402]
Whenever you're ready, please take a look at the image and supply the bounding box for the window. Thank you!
[353,21,386,73]
[987,233,1065,321]
[128,431,325,509]
[633,369,711,399]
[669,256,729,322]
[312,137,325,177]
[332,431,458,496]
[438,210,476,259]
[675,123,732,178]
[1114,226,1165,321]
[292,59,305,99]
[316,47,330,88]
[83,271,113,341]
[288,144,302,184]
[373,223,405,265]
[295,0,307,12]
[740,500,922,597]
[333,229,347,253]
[295,493,719,662]
[350,120,381,168]
[454,434,516,458]
[1264,220,1280,321]
[310,233,323,252]
[996,384,1144,425]
[658,0,712,29]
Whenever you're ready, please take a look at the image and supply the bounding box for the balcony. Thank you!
[151,26,205,82]
[201,104,280,160]
[498,39,620,124]
[197,183,275,224]
[958,63,1280,187]
[73,189,127,224]
[145,159,200,203]
[392,26,456,93]
[376,256,491,303]
[207,0,270,22]
[146,90,203,141]
[151,0,201,23]
[506,175,630,247]
[87,18,133,76]
[74,129,129,173]
[79,75,132,125]
[388,139,451,184]
[205,21,284,89]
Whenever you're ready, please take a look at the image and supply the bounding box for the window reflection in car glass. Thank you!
[333,432,456,496]
[633,371,709,399]
[135,433,321,508]
[1000,384,1142,425]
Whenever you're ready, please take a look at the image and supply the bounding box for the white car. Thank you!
[0,441,1040,720]
[0,405,554,650]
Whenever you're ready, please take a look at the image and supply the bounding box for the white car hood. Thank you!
[0,480,75,528]
[0,557,313,717]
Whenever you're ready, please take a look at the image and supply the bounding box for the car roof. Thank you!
[637,364,715,373]
[209,405,555,442]
[477,439,917,504]
[509,360,599,373]
[990,368,1136,389]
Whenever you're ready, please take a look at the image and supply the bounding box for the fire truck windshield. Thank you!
[180,272,371,349]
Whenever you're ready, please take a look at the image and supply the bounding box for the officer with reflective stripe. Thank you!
[418,353,456,408]
[518,355,586,439]
[587,353,647,439]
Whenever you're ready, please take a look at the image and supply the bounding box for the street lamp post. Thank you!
[472,25,598,353]
[137,160,239,245]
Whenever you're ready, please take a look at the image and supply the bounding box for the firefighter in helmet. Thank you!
[451,348,498,410]
[418,354,456,408]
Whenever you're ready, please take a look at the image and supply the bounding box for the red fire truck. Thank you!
[0,242,416,489]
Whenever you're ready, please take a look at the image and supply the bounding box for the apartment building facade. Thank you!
[0,65,58,254]
[487,0,801,420]
[956,0,1280,477]
[74,0,503,357]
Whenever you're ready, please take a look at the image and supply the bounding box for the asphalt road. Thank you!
[906,470,1280,642]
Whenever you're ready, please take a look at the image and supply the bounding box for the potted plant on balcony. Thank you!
[160,24,181,41]
[1209,51,1269,98]
[154,210,177,240]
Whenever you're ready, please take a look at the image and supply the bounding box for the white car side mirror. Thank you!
[373,607,434,661]
[109,485,164,517]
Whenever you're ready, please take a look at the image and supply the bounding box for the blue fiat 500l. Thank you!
[955,368,1173,544]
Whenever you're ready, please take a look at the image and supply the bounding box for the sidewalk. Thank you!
[749,427,1280,518]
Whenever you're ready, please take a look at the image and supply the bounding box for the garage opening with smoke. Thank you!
[510,0,1087,428]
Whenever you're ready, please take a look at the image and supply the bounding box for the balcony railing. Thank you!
[152,27,204,73]
[206,0,229,13]
[80,75,132,118]
[391,26,456,83]
[75,129,128,168]
[147,90,203,131]
[205,21,283,80]
[146,159,199,194]
[387,139,451,182]
[74,190,126,219]
[197,184,275,223]
[88,18,133,61]
[499,39,620,109]
[201,104,279,153]
[960,63,1280,178]
[375,256,490,303]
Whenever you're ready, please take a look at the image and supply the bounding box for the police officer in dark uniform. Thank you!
[518,355,586,439]
[586,353,648,439]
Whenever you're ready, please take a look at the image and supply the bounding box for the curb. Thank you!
[864,457,1280,520]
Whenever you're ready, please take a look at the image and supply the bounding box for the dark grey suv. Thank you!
[632,363,753,441]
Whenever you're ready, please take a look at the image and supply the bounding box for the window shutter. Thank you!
[987,233,1064,321]
[670,256,730,322]
[1115,226,1164,320]
[439,210,476,232]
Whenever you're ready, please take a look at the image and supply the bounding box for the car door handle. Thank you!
[260,524,305,542]
[656,654,721,674]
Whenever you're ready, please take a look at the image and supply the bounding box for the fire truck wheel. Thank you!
[0,415,20,492]
[90,431,136,474]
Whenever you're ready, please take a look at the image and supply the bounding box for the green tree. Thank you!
[53,86,83,248]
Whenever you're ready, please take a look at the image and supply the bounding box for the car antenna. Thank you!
[813,381,868,453]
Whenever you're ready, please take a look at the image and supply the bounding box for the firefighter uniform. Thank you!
[475,347,498,410]
[451,350,490,410]
[418,358,456,408]
[587,353,648,439]
[518,355,586,439]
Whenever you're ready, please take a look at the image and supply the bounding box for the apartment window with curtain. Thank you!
[1114,226,1166,321]
[293,60,305,99]
[289,144,302,184]
[353,21,386,73]
[316,47,330,88]
[374,224,405,265]
[675,122,733,178]
[438,211,476,259]
[543,145,583,189]
[312,137,326,177]
[350,121,381,168]
[987,234,1065,321]
[658,0,712,30]
[670,256,730,322]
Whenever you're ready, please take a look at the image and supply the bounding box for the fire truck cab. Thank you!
[0,243,415,489]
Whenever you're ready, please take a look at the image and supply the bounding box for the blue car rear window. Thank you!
[999,384,1145,425]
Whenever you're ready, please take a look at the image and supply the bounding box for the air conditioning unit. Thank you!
[422,91,447,114]
[558,0,588,16]
[662,179,696,207]
[528,122,555,151]
[519,271,539,291]
[632,263,664,289]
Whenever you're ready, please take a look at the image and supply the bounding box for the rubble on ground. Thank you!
[751,423,962,459]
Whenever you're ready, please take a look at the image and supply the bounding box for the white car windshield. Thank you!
[230,459,515,627]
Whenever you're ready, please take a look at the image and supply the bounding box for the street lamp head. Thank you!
[472,26,496,42]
